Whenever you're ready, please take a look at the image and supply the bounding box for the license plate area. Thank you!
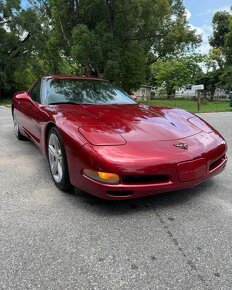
[177,158,207,182]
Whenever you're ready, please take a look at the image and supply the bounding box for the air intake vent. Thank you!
[122,175,170,185]
[107,191,134,197]
[209,155,226,172]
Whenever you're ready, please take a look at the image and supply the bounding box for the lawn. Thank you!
[0,99,11,107]
[143,98,232,113]
[0,98,231,113]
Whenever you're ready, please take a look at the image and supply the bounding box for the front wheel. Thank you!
[48,127,72,191]
[13,109,27,140]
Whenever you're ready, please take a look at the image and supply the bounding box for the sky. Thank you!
[183,0,231,54]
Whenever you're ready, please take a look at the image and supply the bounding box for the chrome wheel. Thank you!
[13,110,19,137]
[48,133,63,183]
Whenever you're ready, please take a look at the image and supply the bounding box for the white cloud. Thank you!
[190,24,213,54]
[198,5,231,17]
[188,5,231,55]
[185,9,192,20]
[218,6,231,13]
[185,8,212,54]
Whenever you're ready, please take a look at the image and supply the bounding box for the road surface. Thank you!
[0,106,231,290]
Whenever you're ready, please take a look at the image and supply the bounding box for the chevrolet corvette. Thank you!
[12,76,227,199]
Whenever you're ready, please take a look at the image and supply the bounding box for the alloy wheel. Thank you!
[13,110,19,137]
[48,133,63,183]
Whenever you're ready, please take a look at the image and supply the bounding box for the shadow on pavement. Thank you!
[65,179,215,216]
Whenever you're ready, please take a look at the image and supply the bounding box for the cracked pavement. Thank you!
[0,107,232,289]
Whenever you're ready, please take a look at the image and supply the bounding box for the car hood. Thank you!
[54,104,204,145]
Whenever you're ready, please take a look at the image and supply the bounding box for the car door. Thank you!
[19,79,48,143]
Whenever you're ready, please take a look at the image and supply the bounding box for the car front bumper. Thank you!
[68,131,227,200]
[77,154,227,200]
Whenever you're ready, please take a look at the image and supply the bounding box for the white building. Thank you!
[176,85,230,100]
[214,88,230,100]
[133,85,155,102]
[175,84,198,98]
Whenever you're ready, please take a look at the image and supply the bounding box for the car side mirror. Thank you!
[14,92,31,101]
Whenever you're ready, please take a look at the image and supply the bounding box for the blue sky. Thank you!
[183,0,231,54]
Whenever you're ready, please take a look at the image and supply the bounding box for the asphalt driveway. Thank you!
[0,106,231,290]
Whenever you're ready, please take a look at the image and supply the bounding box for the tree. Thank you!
[0,0,47,98]
[209,11,231,49]
[206,9,232,93]
[48,0,200,91]
[0,0,78,98]
[0,0,201,98]
[150,55,203,97]
[225,15,232,65]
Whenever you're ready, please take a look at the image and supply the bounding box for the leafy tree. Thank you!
[206,9,232,93]
[0,0,78,98]
[0,0,47,97]
[197,70,221,97]
[204,48,225,70]
[209,11,231,49]
[0,0,201,98]
[150,55,203,97]
[225,15,232,65]
[48,0,200,91]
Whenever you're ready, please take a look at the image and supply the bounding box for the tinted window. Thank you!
[43,79,136,105]
[30,80,41,103]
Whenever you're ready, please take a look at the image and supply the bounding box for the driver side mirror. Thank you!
[14,92,31,102]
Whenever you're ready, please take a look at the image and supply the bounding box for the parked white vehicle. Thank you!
[176,85,229,100]
[175,84,198,98]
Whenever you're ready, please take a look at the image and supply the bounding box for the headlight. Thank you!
[83,169,120,184]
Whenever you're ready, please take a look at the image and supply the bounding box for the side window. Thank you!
[30,80,41,103]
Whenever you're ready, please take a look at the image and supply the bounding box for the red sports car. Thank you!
[12,76,227,200]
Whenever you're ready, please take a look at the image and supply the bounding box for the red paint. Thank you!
[12,76,227,200]
[177,158,207,182]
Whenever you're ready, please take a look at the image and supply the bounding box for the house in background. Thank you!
[176,84,230,100]
[175,84,198,98]
[213,88,230,100]
[133,85,155,102]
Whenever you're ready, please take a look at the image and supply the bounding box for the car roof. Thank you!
[42,75,107,81]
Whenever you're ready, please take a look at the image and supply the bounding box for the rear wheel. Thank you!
[48,127,72,191]
[13,110,27,140]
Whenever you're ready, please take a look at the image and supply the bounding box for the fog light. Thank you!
[83,169,120,184]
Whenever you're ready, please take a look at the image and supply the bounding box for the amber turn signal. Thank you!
[83,169,120,184]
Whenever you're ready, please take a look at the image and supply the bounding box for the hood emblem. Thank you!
[174,143,188,150]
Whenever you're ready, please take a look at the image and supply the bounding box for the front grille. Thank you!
[122,175,170,185]
[209,155,226,172]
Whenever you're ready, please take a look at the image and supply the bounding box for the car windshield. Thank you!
[43,78,136,105]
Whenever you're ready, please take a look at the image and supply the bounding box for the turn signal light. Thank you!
[83,169,120,184]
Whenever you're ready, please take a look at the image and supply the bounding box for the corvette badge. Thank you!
[174,143,188,150]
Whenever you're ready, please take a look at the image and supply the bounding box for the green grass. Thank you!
[0,98,231,113]
[0,99,11,107]
[143,99,232,113]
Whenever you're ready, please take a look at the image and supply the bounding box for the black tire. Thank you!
[13,109,28,140]
[47,127,72,191]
